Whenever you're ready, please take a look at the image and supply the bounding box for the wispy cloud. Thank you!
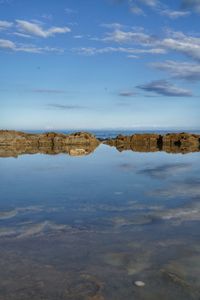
[128,0,158,15]
[0,38,64,53]
[160,30,200,61]
[0,38,15,49]
[181,0,200,13]
[129,4,145,15]
[16,20,71,38]
[101,22,126,29]
[47,104,86,110]
[12,32,32,38]
[73,35,84,39]
[65,7,77,15]
[137,80,192,97]
[0,20,13,30]
[119,91,136,97]
[0,19,71,38]
[94,27,200,61]
[102,29,154,44]
[33,89,66,94]
[75,24,200,63]
[0,19,70,53]
[161,9,190,18]
[127,0,190,18]
[151,60,200,81]
[74,46,166,56]
[138,0,158,7]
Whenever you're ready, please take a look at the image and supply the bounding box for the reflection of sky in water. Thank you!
[0,145,199,209]
[0,145,200,299]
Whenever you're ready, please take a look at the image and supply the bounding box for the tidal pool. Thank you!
[0,144,200,300]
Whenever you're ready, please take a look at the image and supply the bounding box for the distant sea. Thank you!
[24,129,200,139]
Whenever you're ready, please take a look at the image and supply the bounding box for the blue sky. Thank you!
[0,0,199,130]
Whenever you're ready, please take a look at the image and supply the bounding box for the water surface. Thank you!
[0,144,200,300]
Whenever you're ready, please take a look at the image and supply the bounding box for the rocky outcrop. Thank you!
[0,130,100,157]
[0,130,199,157]
[162,133,200,153]
[0,130,99,146]
[104,133,200,154]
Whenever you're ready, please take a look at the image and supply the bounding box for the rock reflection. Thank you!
[0,144,99,157]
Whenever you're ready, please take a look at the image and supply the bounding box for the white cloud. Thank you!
[16,45,64,54]
[160,31,200,61]
[0,38,64,53]
[73,35,84,39]
[102,29,154,45]
[12,32,32,38]
[0,20,13,30]
[74,46,166,56]
[138,0,158,7]
[16,20,71,38]
[161,9,190,18]
[151,60,200,81]
[97,27,200,61]
[0,19,70,54]
[101,23,125,29]
[127,54,139,58]
[127,0,191,19]
[0,38,15,49]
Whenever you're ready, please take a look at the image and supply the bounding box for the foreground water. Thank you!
[0,144,200,300]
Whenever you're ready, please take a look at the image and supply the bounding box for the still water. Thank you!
[0,144,200,300]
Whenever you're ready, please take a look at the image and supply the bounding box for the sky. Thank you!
[0,0,199,130]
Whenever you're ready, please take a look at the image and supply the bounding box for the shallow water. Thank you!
[0,144,200,300]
